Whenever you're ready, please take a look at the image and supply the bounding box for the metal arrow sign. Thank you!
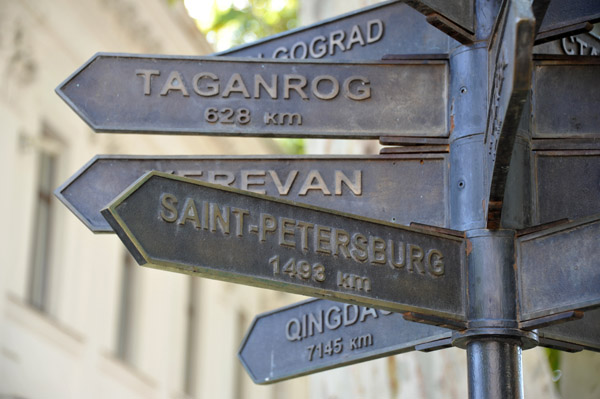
[517,214,600,322]
[56,154,449,233]
[238,298,451,384]
[218,0,456,59]
[102,172,467,323]
[538,308,600,352]
[536,0,600,44]
[56,53,448,138]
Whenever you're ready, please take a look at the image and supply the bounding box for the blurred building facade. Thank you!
[1,1,598,399]
[0,0,307,398]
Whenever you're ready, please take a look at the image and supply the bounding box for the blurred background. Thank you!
[0,0,598,398]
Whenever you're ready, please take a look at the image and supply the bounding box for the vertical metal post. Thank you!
[467,340,523,399]
[448,2,537,398]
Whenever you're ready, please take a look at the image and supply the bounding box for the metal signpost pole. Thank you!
[449,1,533,397]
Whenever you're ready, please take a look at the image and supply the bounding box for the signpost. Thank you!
[517,214,600,322]
[238,298,451,384]
[218,0,456,59]
[53,0,600,398]
[56,54,448,138]
[55,154,449,233]
[102,171,467,323]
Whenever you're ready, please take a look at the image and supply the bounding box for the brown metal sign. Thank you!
[102,172,467,322]
[56,53,448,138]
[56,154,449,233]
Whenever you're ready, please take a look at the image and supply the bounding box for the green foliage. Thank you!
[545,348,562,389]
[209,0,298,47]
[273,138,305,155]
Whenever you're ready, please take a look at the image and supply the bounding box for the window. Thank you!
[183,277,200,395]
[27,128,61,312]
[115,251,137,363]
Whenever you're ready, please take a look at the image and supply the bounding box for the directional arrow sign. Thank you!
[532,56,600,139]
[56,53,448,138]
[538,308,600,352]
[537,0,600,43]
[102,172,467,322]
[218,1,455,59]
[484,0,535,227]
[239,298,451,384]
[517,214,600,322]
[56,154,449,233]
[532,150,600,224]
[405,0,474,35]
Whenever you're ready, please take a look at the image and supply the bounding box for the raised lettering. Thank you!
[192,72,219,96]
[222,73,250,98]
[160,193,178,222]
[269,170,298,195]
[335,170,362,195]
[273,47,289,58]
[329,29,346,55]
[360,307,378,322]
[136,69,160,95]
[290,41,308,59]
[350,233,368,262]
[160,71,189,97]
[284,74,308,100]
[315,225,332,255]
[208,171,235,186]
[333,228,351,258]
[299,170,331,196]
[367,19,384,43]
[231,207,249,237]
[368,236,387,265]
[408,244,425,274]
[427,249,445,276]
[312,75,340,100]
[264,112,278,125]
[309,35,327,58]
[178,197,201,228]
[344,76,371,101]
[286,318,302,341]
[210,203,229,235]
[388,240,406,269]
[343,304,359,326]
[241,170,266,194]
[296,221,314,251]
[254,74,277,99]
[325,306,342,330]
[259,213,277,242]
[278,217,296,248]
[347,25,366,50]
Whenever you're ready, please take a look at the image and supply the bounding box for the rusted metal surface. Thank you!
[56,53,448,138]
[56,154,449,233]
[102,172,467,322]
[238,298,451,384]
